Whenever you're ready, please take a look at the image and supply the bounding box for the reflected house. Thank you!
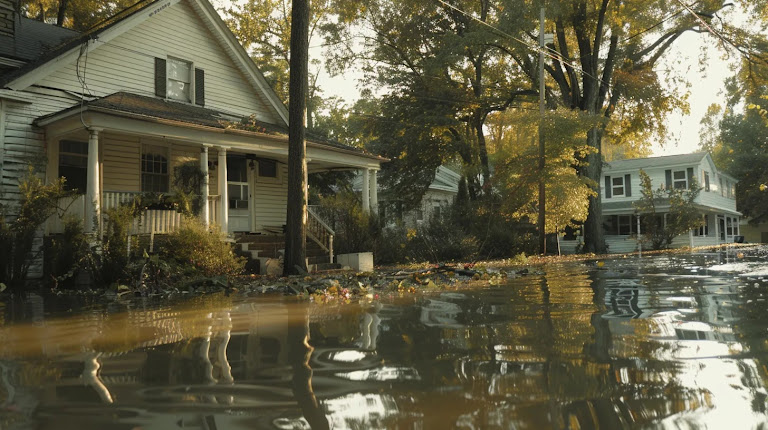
[0,0,386,277]
[561,153,741,254]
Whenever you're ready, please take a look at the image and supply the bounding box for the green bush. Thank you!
[44,217,90,288]
[89,204,140,285]
[374,222,409,265]
[314,192,377,254]
[0,166,77,289]
[162,219,245,277]
[409,211,478,263]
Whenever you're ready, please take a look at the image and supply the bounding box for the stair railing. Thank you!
[307,206,335,264]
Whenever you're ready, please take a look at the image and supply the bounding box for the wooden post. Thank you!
[201,145,210,227]
[85,128,102,233]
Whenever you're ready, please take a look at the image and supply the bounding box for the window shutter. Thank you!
[604,176,612,198]
[625,174,632,197]
[154,57,166,98]
[686,167,694,189]
[195,68,205,106]
[665,170,672,189]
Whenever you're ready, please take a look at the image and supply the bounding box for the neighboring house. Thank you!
[0,0,384,275]
[358,166,460,228]
[562,152,741,254]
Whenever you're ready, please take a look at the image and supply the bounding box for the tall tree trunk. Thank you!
[581,127,606,253]
[474,116,490,189]
[56,0,68,26]
[284,0,309,275]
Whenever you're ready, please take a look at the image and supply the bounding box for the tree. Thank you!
[633,170,702,250]
[284,0,309,276]
[19,0,139,30]
[491,107,598,235]
[700,60,768,225]
[223,0,355,128]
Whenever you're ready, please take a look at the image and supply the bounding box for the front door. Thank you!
[227,155,251,233]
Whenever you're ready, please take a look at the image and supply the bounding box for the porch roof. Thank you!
[34,92,387,170]
[602,200,742,216]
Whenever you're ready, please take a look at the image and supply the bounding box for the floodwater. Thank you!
[2,248,768,429]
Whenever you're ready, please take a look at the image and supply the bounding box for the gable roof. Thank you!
[0,0,289,126]
[431,166,460,193]
[0,15,79,63]
[604,152,708,173]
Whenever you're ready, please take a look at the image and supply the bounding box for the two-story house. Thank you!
[0,0,385,275]
[563,152,741,254]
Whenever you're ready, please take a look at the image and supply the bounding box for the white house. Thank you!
[359,165,460,228]
[0,0,385,274]
[563,152,741,254]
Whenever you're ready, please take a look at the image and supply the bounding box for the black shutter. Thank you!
[686,167,694,189]
[195,68,205,106]
[154,57,166,98]
[604,176,612,198]
[625,174,632,197]
[665,170,672,189]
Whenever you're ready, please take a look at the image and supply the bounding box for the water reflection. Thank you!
[1,249,768,428]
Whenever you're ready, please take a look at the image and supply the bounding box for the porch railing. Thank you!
[307,206,335,264]
[49,192,219,235]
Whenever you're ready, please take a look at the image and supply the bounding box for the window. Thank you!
[166,58,191,102]
[155,57,205,106]
[618,215,633,235]
[673,170,687,189]
[141,146,169,192]
[257,159,277,178]
[719,177,724,196]
[604,215,638,236]
[704,171,710,192]
[726,217,734,236]
[58,140,88,193]
[694,215,709,236]
[227,156,249,209]
[612,176,625,197]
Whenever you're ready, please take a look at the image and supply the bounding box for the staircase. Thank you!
[235,233,341,274]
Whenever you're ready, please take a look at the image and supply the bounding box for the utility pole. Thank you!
[538,5,546,256]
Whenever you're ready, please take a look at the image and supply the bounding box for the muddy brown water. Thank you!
[2,248,768,429]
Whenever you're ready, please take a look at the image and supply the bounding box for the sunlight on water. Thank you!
[1,247,768,429]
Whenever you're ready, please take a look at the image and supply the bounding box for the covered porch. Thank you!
[36,93,384,246]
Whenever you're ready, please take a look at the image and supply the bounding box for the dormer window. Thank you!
[673,170,687,189]
[167,58,191,102]
[155,57,205,106]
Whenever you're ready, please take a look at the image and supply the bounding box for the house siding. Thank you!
[35,0,279,122]
[252,163,288,228]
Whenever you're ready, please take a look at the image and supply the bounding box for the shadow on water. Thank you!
[2,246,768,428]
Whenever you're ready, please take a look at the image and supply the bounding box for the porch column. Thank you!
[200,146,210,227]
[370,169,378,216]
[85,128,102,233]
[715,215,720,242]
[218,147,228,234]
[361,168,370,213]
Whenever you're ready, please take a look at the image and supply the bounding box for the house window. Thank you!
[703,171,710,192]
[726,217,734,236]
[167,58,192,102]
[141,147,169,193]
[618,215,633,235]
[155,57,205,106]
[719,177,724,196]
[673,170,687,189]
[58,140,88,193]
[258,159,277,178]
[694,215,709,236]
[612,176,625,197]
[227,156,249,209]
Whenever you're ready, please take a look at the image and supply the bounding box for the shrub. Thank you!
[162,219,245,277]
[0,166,77,289]
[44,217,90,288]
[313,192,377,254]
[374,222,409,265]
[409,211,478,263]
[93,204,139,285]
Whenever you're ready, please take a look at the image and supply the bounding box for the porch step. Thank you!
[235,232,331,274]
[308,263,343,273]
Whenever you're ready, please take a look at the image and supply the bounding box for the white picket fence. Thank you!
[47,192,222,235]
